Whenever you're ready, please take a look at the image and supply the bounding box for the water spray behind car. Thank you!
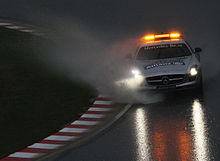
[36,21,164,104]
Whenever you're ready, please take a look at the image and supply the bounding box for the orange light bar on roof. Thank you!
[143,32,181,41]
[144,35,155,40]
[170,33,181,38]
[155,34,170,38]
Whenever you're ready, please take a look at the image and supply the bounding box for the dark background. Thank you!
[1,0,219,40]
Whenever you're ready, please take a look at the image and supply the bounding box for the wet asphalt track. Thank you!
[50,88,219,161]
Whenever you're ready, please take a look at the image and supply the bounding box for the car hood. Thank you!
[135,56,192,77]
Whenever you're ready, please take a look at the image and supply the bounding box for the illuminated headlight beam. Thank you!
[115,76,144,89]
[190,67,198,76]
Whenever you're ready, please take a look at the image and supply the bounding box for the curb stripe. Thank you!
[9,152,40,158]
[0,95,111,160]
[93,101,112,105]
[88,107,111,111]
[28,143,62,150]
[71,120,99,125]
[54,132,85,136]
[38,140,70,144]
[60,128,87,133]
[0,21,50,39]
[78,117,103,121]
[0,23,12,26]
[4,26,26,30]
[91,104,111,108]
[81,113,104,118]
[85,111,109,114]
[0,94,112,161]
[19,148,49,153]
[95,97,111,101]
[66,124,94,128]
[45,135,76,141]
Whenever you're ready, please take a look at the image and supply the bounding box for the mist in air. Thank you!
[28,0,219,103]
[36,21,163,104]
[1,0,219,103]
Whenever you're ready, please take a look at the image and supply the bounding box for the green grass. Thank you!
[0,28,96,158]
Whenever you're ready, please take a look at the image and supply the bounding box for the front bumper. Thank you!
[136,75,201,91]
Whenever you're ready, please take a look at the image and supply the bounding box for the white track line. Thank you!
[9,152,40,158]
[93,100,112,105]
[45,135,76,141]
[60,128,87,133]
[71,120,99,125]
[0,22,12,26]
[28,143,61,149]
[88,107,111,111]
[5,26,24,29]
[81,114,104,118]
[0,22,44,35]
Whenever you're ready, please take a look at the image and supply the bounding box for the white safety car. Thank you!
[131,32,203,91]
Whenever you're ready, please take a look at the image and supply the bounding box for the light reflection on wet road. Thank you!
[133,94,211,161]
[191,99,210,161]
[135,108,151,161]
[53,92,214,161]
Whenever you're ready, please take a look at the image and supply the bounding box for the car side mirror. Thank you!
[194,47,202,53]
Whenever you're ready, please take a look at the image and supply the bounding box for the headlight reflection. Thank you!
[191,99,210,161]
[135,108,151,161]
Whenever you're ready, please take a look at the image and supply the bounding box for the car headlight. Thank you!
[190,67,198,76]
[131,69,141,78]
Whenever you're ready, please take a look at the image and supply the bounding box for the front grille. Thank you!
[146,74,185,86]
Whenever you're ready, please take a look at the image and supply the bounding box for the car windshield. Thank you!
[136,44,191,60]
